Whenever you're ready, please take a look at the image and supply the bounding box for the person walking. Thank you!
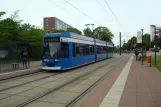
[135,49,139,61]
[21,48,29,68]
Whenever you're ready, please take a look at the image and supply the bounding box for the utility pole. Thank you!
[141,29,144,65]
[120,32,121,56]
[154,26,157,65]
[85,24,95,61]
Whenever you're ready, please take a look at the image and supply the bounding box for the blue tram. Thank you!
[42,32,113,70]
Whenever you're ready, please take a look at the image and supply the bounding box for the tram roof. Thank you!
[44,32,113,45]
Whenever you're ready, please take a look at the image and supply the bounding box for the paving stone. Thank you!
[119,96,136,105]
[0,86,33,95]
[137,101,154,106]
[0,93,11,100]
[25,101,66,107]
[18,87,50,97]
[68,84,89,93]
[119,105,136,107]
[0,95,30,107]
[38,82,63,89]
[87,75,101,80]
[19,76,44,81]
[151,94,161,101]
[79,79,97,85]
[23,81,47,87]
[99,102,118,107]
[137,93,153,101]
[0,85,11,91]
[0,80,27,86]
[102,96,121,104]
[39,91,80,104]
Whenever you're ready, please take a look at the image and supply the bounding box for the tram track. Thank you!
[0,58,110,92]
[66,58,127,107]
[0,70,45,83]
[16,57,121,107]
[0,72,60,92]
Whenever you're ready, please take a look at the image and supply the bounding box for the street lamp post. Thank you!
[120,32,121,56]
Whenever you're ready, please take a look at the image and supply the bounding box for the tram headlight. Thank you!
[55,59,59,62]
[44,59,49,62]
[44,59,47,62]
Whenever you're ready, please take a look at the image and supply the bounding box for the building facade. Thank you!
[150,25,161,42]
[43,17,72,32]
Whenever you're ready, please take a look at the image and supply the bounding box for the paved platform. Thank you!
[0,61,41,74]
[0,61,41,80]
[80,56,161,107]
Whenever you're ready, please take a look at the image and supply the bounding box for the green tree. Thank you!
[19,23,46,46]
[0,18,20,40]
[83,27,92,37]
[93,26,114,42]
[143,33,150,50]
[122,43,127,51]
[125,36,137,50]
[11,10,20,21]
[66,28,82,34]
[0,11,46,60]
[0,11,6,18]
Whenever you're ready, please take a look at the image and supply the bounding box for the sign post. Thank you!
[141,29,144,65]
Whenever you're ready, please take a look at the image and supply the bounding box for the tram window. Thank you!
[73,43,76,57]
[85,45,89,55]
[74,43,95,57]
[75,43,83,56]
[60,43,69,57]
[81,44,86,56]
[102,46,106,54]
[97,46,100,54]
[107,47,109,53]
[89,45,94,55]
[100,46,103,54]
[107,47,112,53]
[76,43,80,56]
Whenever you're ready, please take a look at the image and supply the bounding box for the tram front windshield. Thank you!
[43,42,60,58]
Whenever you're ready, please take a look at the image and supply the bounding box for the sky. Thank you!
[1,0,161,46]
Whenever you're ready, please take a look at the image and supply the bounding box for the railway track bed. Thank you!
[0,55,129,107]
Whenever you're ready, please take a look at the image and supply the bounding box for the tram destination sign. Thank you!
[44,37,60,42]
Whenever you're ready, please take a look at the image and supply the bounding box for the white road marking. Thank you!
[99,57,133,107]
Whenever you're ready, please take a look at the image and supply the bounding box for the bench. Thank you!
[12,63,19,69]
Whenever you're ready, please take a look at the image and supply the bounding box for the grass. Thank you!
[151,55,161,72]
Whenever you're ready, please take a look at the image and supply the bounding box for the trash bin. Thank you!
[146,55,151,63]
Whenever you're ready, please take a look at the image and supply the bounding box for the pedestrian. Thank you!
[135,49,139,60]
[21,48,29,68]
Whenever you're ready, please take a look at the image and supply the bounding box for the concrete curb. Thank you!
[0,67,42,81]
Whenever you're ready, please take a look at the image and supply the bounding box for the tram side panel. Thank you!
[107,46,113,58]
[71,43,95,68]
[96,45,108,61]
